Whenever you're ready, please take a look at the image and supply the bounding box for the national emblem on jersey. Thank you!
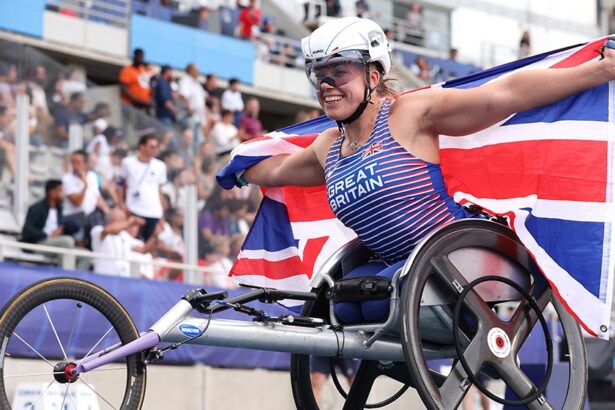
[362,141,384,158]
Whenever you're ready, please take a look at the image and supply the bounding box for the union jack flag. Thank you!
[218,37,615,338]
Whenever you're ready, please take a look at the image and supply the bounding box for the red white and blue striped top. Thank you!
[324,99,471,263]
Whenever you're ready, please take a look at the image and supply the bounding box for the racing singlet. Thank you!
[324,99,472,263]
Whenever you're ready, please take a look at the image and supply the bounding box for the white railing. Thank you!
[0,238,212,285]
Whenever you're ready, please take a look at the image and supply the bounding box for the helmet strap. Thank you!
[336,65,374,128]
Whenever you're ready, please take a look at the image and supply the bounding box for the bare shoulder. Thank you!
[311,126,340,165]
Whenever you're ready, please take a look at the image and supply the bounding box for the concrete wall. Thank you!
[43,11,128,57]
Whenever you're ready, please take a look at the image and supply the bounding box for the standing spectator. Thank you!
[204,73,221,119]
[87,123,121,182]
[210,109,239,156]
[62,150,109,244]
[90,208,158,278]
[176,127,195,168]
[355,0,370,18]
[21,179,76,250]
[154,65,178,131]
[52,92,92,148]
[221,78,244,125]
[519,30,531,58]
[405,1,424,46]
[119,48,152,110]
[179,63,207,146]
[237,0,261,40]
[117,134,167,240]
[237,97,263,142]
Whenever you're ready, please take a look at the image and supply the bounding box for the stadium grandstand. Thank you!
[0,1,613,409]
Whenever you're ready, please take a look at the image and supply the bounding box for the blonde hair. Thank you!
[369,63,399,99]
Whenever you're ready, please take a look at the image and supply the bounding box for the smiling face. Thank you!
[314,63,383,121]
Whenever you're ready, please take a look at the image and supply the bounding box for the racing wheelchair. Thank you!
[0,219,587,409]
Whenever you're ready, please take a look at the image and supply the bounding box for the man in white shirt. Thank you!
[90,208,157,278]
[179,63,207,146]
[117,134,167,240]
[62,150,109,243]
[220,78,244,125]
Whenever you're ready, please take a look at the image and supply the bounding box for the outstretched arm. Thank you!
[405,41,615,137]
[242,129,334,187]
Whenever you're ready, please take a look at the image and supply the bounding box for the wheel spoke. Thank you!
[438,334,485,409]
[510,288,551,353]
[75,326,115,368]
[43,304,68,361]
[65,302,84,358]
[495,358,554,410]
[5,371,63,379]
[27,380,55,410]
[13,332,54,368]
[79,377,119,410]
[59,385,68,410]
[430,256,501,327]
[342,361,379,410]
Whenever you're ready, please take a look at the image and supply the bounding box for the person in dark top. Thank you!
[154,65,178,129]
[52,92,91,148]
[21,179,76,250]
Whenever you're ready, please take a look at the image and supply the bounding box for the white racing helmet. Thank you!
[301,17,392,125]
[301,17,391,80]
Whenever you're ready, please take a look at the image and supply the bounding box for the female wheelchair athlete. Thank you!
[0,218,587,409]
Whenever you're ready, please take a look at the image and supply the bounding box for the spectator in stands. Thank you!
[87,123,124,182]
[519,30,531,58]
[90,208,159,278]
[62,150,110,245]
[178,63,207,146]
[162,167,195,212]
[229,233,245,262]
[410,55,434,82]
[405,1,424,46]
[52,92,92,148]
[193,0,210,30]
[0,103,16,179]
[21,179,76,250]
[28,65,51,145]
[157,207,185,260]
[119,48,152,110]
[326,0,341,17]
[159,149,185,177]
[355,0,370,18]
[237,97,263,142]
[154,65,178,131]
[204,235,237,288]
[117,133,167,241]
[176,127,195,168]
[204,73,221,118]
[211,109,239,156]
[198,188,231,254]
[221,78,244,125]
[237,0,261,40]
[449,47,459,61]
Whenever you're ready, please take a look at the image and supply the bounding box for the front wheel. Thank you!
[0,277,147,409]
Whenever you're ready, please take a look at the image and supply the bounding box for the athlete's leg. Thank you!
[334,261,388,324]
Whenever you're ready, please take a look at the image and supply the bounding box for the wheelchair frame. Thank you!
[0,218,588,409]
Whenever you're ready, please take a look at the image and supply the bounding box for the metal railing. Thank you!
[45,0,131,28]
[0,237,211,285]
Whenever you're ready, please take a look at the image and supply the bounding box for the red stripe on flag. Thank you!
[551,39,605,68]
[230,236,329,279]
[285,185,336,222]
[441,139,608,202]
[284,134,320,148]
